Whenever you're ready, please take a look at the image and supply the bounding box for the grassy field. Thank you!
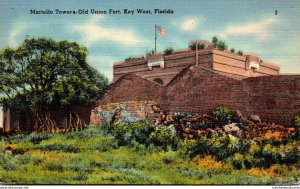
[0,124,299,185]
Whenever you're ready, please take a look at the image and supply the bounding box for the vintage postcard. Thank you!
[0,0,299,187]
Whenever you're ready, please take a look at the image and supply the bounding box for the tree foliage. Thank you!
[189,42,205,50]
[0,37,108,109]
[212,36,218,48]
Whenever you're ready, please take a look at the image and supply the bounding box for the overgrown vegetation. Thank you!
[189,42,205,50]
[236,50,244,55]
[0,107,299,184]
[211,36,245,55]
[164,47,174,55]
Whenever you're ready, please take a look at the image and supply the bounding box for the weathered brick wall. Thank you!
[96,65,300,127]
[242,75,300,125]
[100,74,164,105]
[90,100,157,125]
[161,66,248,114]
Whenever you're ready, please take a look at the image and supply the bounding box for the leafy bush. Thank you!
[110,121,155,146]
[149,125,179,150]
[230,48,235,53]
[36,143,79,153]
[68,165,93,173]
[2,161,17,170]
[164,48,174,55]
[29,132,53,144]
[73,174,88,181]
[11,148,26,155]
[161,150,178,164]
[236,50,243,55]
[64,125,108,139]
[229,153,244,169]
[109,121,179,150]
[189,42,205,50]
[43,161,65,172]
[212,36,218,48]
[212,106,233,125]
[216,40,228,51]
[92,138,119,152]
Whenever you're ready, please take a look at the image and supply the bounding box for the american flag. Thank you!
[156,26,166,36]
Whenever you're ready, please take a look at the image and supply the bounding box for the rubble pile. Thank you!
[150,105,296,140]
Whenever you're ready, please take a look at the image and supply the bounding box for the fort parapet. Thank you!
[113,45,280,85]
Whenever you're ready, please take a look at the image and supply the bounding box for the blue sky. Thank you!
[0,0,300,81]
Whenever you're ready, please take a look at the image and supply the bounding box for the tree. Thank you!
[0,37,108,131]
[236,50,244,55]
[189,42,205,50]
[212,36,218,48]
[216,40,228,51]
[164,47,174,55]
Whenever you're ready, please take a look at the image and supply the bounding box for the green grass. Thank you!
[0,125,299,184]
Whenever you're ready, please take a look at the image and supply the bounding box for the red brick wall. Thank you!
[100,74,164,105]
[98,65,300,126]
[242,75,300,125]
[161,66,247,114]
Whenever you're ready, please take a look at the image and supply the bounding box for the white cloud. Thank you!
[180,17,205,32]
[221,17,280,40]
[8,24,27,47]
[73,16,140,46]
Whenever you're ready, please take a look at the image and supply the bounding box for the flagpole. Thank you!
[154,24,157,55]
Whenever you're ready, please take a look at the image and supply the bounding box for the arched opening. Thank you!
[153,78,164,85]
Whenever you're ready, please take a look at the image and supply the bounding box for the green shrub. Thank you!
[93,138,119,152]
[164,47,174,55]
[111,121,155,146]
[230,48,235,53]
[189,42,205,50]
[11,148,26,155]
[64,125,108,139]
[43,161,65,172]
[129,140,146,152]
[186,137,211,158]
[236,50,243,55]
[212,106,233,125]
[216,40,228,51]
[37,143,79,153]
[149,125,179,150]
[68,164,93,173]
[16,155,32,164]
[229,153,244,169]
[29,132,53,144]
[161,150,178,164]
[2,162,17,170]
[212,36,218,48]
[73,174,88,181]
